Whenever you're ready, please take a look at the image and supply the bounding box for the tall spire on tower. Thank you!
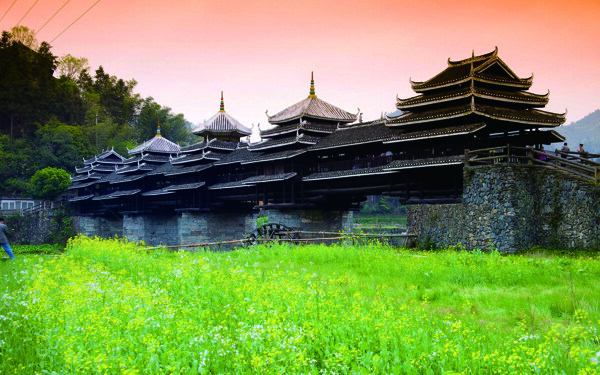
[219,91,225,112]
[156,120,162,137]
[308,71,316,98]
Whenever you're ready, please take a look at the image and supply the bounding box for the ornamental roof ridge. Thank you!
[447,46,498,67]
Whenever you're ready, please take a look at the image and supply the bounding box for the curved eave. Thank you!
[383,124,486,144]
[303,168,396,182]
[411,76,471,93]
[383,156,465,171]
[388,105,565,127]
[397,88,549,110]
[474,74,533,89]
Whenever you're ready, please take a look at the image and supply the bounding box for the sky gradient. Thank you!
[1,0,599,138]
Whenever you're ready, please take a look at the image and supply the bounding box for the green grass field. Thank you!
[1,236,599,374]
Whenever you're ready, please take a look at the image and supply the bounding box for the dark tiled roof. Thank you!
[171,151,227,164]
[93,189,141,200]
[260,121,337,137]
[241,172,297,184]
[83,149,125,165]
[303,166,396,181]
[384,156,465,170]
[68,194,94,202]
[116,164,155,174]
[410,48,533,92]
[386,102,565,127]
[141,188,175,197]
[128,135,181,155]
[164,164,213,176]
[241,149,306,165]
[180,139,239,153]
[166,182,206,191]
[109,174,147,184]
[70,173,103,182]
[267,96,356,124]
[93,165,119,172]
[213,147,254,166]
[383,123,486,144]
[208,180,254,190]
[192,111,252,137]
[68,180,99,189]
[75,165,93,173]
[308,122,398,151]
[249,134,318,151]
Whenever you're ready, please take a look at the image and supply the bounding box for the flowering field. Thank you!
[1,236,599,374]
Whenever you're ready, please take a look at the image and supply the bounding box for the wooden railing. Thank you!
[465,145,600,185]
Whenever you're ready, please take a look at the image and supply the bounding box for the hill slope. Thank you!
[556,110,600,153]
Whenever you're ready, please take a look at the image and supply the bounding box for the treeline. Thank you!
[0,26,196,197]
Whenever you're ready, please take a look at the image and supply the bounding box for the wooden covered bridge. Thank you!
[69,48,595,250]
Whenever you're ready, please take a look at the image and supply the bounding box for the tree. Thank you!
[30,167,71,201]
[56,54,89,82]
[36,117,94,172]
[6,26,38,49]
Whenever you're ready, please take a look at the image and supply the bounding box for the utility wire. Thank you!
[50,0,101,44]
[16,0,39,26]
[34,0,71,36]
[0,0,18,24]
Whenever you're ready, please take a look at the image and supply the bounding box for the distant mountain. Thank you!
[555,110,600,154]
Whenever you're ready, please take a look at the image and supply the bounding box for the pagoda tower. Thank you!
[388,47,566,147]
[192,91,252,142]
[251,72,357,152]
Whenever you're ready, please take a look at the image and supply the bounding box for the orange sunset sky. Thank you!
[1,0,599,138]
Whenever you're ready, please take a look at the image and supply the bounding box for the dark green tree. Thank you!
[30,167,71,201]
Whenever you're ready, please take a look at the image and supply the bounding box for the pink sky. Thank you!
[2,0,599,138]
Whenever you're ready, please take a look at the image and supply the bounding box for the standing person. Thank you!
[560,142,570,157]
[538,146,547,161]
[0,218,15,260]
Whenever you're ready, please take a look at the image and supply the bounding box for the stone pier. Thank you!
[74,208,354,248]
[407,165,600,252]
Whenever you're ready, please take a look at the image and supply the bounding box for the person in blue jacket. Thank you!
[0,218,15,260]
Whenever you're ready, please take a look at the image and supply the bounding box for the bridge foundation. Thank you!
[407,165,600,252]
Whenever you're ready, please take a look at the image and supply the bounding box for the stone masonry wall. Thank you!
[264,209,354,234]
[75,216,123,239]
[407,165,600,252]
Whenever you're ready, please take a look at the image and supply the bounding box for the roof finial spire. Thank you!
[157,120,162,137]
[308,71,316,98]
[219,91,225,112]
[472,49,475,59]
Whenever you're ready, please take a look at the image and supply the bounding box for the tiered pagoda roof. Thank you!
[252,73,357,153]
[68,149,126,198]
[192,92,252,140]
[265,72,357,125]
[388,47,566,132]
[128,126,181,155]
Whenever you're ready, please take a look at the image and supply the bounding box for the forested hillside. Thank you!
[558,110,600,154]
[0,26,195,198]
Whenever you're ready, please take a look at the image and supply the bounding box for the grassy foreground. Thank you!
[1,236,599,374]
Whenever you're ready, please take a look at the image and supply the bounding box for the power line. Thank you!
[34,0,71,36]
[16,0,40,26]
[0,0,19,24]
[50,0,101,44]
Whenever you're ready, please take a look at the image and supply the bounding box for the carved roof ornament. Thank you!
[308,71,317,98]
